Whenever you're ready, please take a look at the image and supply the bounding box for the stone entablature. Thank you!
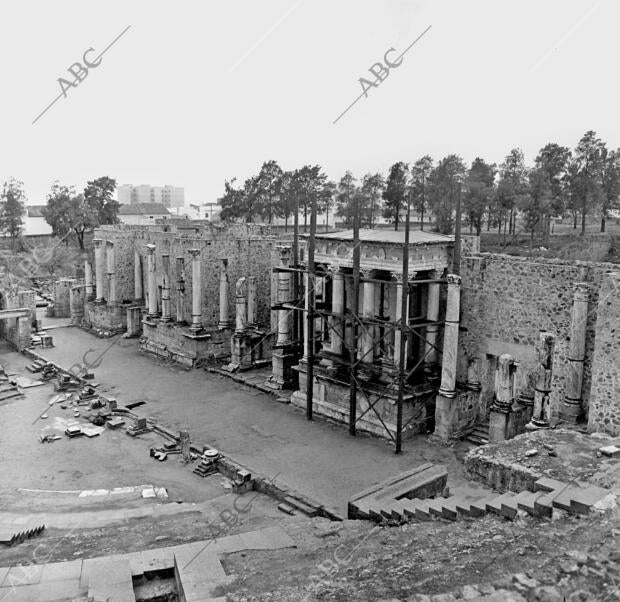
[311,229,453,273]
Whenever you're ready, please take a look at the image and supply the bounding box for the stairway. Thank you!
[465,419,489,445]
[0,380,23,402]
[351,476,612,524]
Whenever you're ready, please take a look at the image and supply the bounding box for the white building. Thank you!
[23,205,52,236]
[116,184,185,209]
[118,203,171,226]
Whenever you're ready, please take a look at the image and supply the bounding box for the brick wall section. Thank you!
[94,223,278,331]
[459,253,620,426]
[588,271,620,435]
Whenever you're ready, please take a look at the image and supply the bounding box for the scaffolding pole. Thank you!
[395,193,412,454]
[348,195,361,436]
[306,191,317,421]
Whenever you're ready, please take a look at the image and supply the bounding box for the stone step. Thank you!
[570,486,610,514]
[516,490,545,515]
[534,477,566,493]
[501,491,533,520]
[283,496,320,517]
[470,495,496,517]
[380,498,412,521]
[486,492,516,515]
[455,496,485,517]
[551,485,582,512]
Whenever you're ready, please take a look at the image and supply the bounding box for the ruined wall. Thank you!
[459,253,619,425]
[94,223,278,330]
[588,271,620,435]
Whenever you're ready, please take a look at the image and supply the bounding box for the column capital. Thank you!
[573,282,589,302]
[105,240,114,248]
[220,257,228,267]
[93,238,103,248]
[327,262,342,274]
[446,273,462,286]
[276,245,292,265]
[188,248,201,258]
[146,243,156,255]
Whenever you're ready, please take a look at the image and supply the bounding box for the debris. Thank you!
[599,445,620,458]
[81,425,104,437]
[39,434,61,443]
[193,449,220,477]
[40,413,48,419]
[65,425,83,438]
[524,449,539,457]
[127,417,151,437]
[106,417,125,430]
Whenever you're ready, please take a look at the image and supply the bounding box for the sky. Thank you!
[0,0,618,206]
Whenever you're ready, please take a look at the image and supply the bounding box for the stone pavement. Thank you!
[38,327,473,516]
[0,493,244,531]
[0,525,295,601]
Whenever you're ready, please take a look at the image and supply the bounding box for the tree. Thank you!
[521,168,551,251]
[83,177,119,226]
[463,158,496,236]
[410,156,433,229]
[295,165,328,230]
[43,178,119,251]
[318,180,337,231]
[534,143,571,234]
[254,160,282,224]
[571,130,606,235]
[218,178,247,221]
[497,149,528,240]
[382,162,409,230]
[361,173,385,228]
[335,171,359,227]
[0,178,26,249]
[277,171,296,231]
[427,155,467,234]
[601,148,620,233]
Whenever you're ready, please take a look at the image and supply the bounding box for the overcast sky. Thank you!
[1,0,618,206]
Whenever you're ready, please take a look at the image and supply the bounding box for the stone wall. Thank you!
[459,252,620,433]
[588,271,620,435]
[0,289,35,349]
[94,223,277,330]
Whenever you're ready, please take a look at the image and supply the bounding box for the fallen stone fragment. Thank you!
[525,449,539,457]
[599,445,620,458]
[513,573,538,589]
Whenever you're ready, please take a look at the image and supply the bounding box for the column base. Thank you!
[218,321,231,330]
[560,397,583,423]
[438,387,456,399]
[526,419,550,431]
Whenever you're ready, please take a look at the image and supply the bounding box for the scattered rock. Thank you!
[559,562,579,574]
[530,585,563,601]
[525,449,539,457]
[566,550,588,564]
[599,445,620,458]
[460,584,480,599]
[513,573,539,589]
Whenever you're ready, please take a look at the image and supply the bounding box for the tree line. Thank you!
[218,131,620,243]
[0,177,119,250]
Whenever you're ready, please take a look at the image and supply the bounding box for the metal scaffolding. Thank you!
[272,193,449,453]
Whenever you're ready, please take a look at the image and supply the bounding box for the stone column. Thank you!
[330,267,345,356]
[359,270,375,364]
[84,260,93,298]
[247,276,257,328]
[276,251,292,345]
[106,241,116,305]
[188,249,203,332]
[134,249,143,302]
[489,353,516,442]
[438,274,462,398]
[392,275,409,368]
[424,271,441,374]
[218,259,230,329]
[235,277,248,334]
[160,254,172,321]
[529,331,555,429]
[494,354,516,411]
[93,239,104,302]
[146,244,158,318]
[302,272,310,360]
[562,283,589,422]
[175,257,185,324]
